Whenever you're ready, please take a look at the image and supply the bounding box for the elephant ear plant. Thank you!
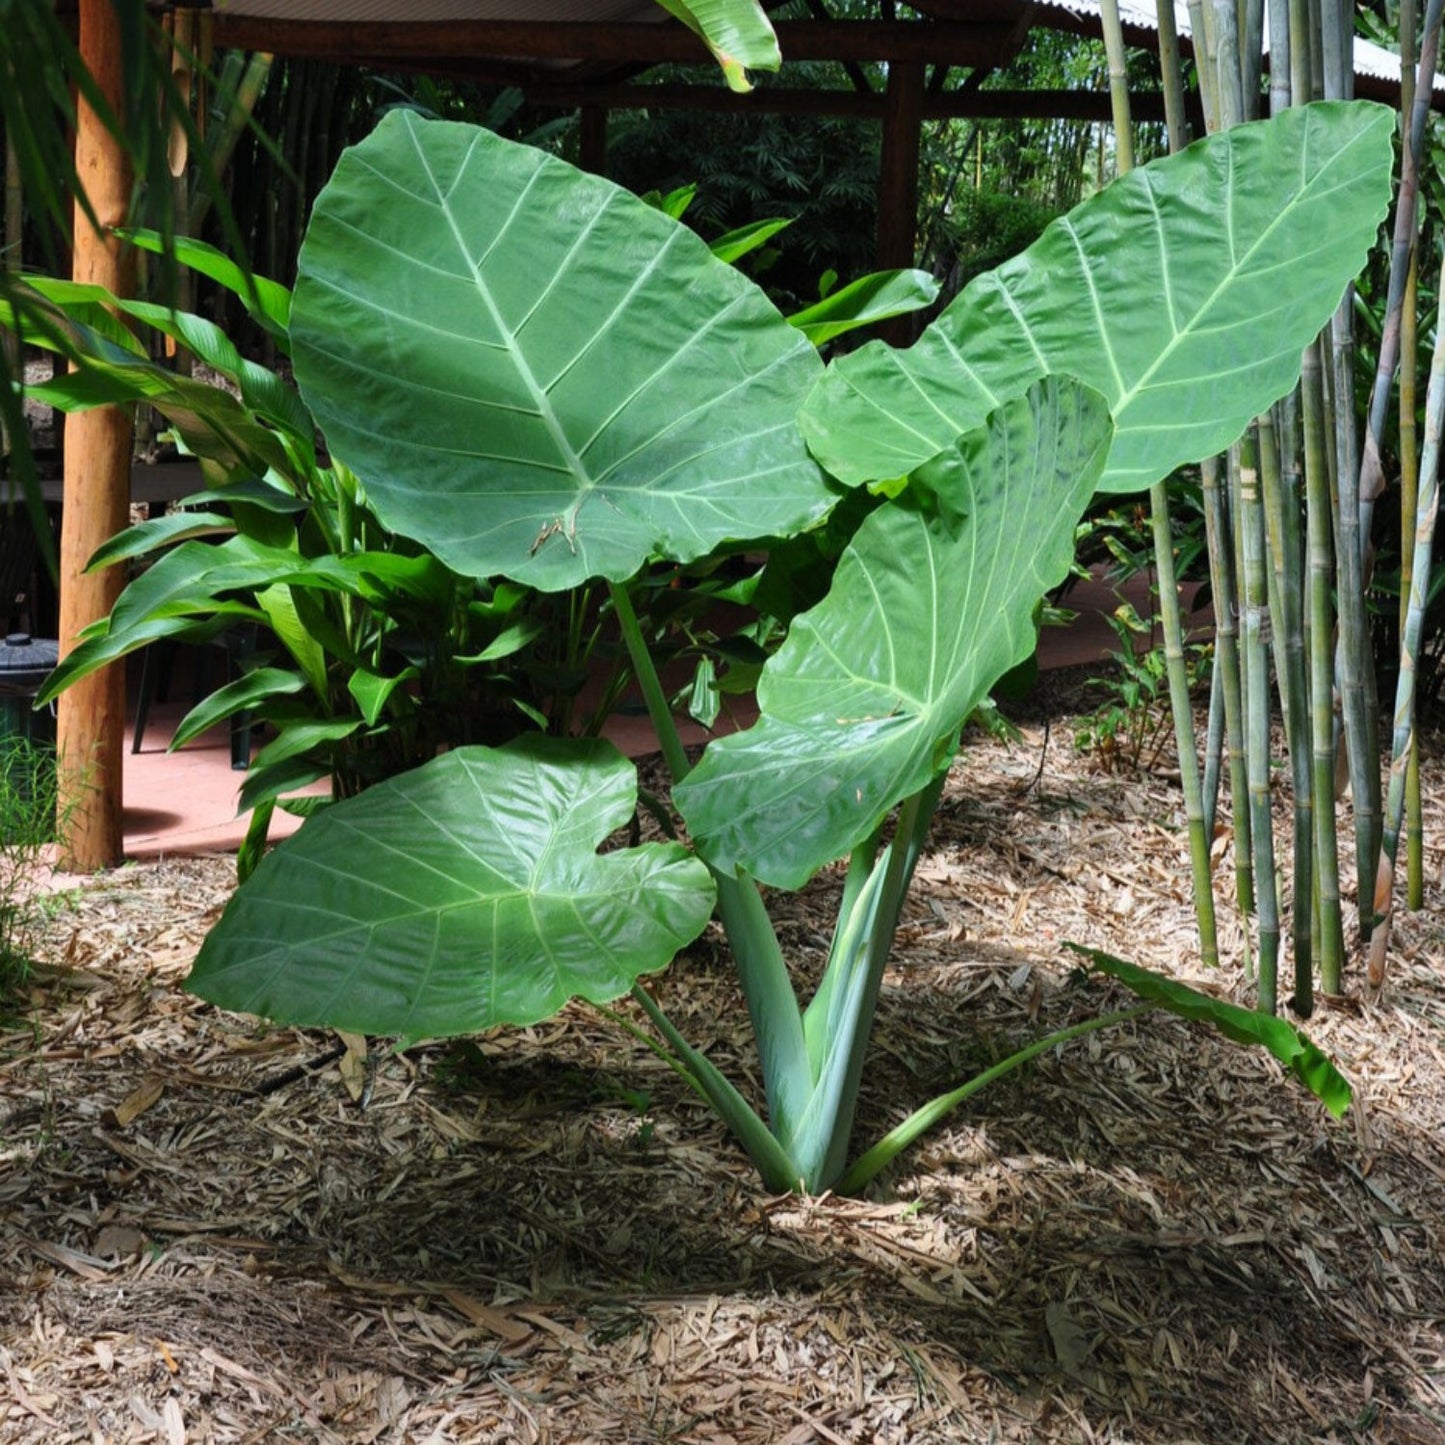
[182,104,1389,1194]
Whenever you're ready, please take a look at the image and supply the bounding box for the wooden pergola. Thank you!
[55,0,1421,867]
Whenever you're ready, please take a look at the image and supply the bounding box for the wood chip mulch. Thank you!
[2,693,1443,1444]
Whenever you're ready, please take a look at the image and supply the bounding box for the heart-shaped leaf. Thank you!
[676,377,1112,888]
[187,737,716,1037]
[800,102,1393,495]
[290,112,831,590]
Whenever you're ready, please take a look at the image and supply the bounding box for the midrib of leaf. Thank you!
[407,121,594,520]
[1107,115,1348,422]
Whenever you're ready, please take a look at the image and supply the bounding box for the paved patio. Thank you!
[110,566,1199,860]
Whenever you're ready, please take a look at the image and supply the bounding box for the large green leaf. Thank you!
[290,112,831,591]
[676,377,1113,888]
[800,102,1393,495]
[188,738,717,1037]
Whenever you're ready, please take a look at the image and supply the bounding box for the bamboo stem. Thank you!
[1267,0,1292,114]
[1186,0,1221,131]
[190,52,273,236]
[1402,246,1424,910]
[1302,339,1345,992]
[1100,0,1136,173]
[1287,0,1314,102]
[1258,405,1314,1014]
[1358,0,1443,541]
[1154,0,1191,150]
[1237,433,1280,1008]
[1201,454,1251,912]
[1201,645,1225,841]
[1397,3,1425,913]
[1366,248,1445,989]
[1326,323,1381,935]
[1152,484,1220,966]
[1108,0,1219,965]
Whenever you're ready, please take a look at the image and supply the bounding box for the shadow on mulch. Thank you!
[2,724,1443,1443]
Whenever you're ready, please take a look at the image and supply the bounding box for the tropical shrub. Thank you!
[7,259,567,875]
[18,212,937,865]
[60,102,1392,1193]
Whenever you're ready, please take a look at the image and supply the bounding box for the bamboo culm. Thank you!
[1105,0,1219,965]
[1302,339,1346,992]
[1366,249,1445,989]
[1201,454,1252,914]
[1237,434,1281,1009]
[1258,406,1315,1015]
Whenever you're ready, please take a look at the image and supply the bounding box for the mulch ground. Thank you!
[2,681,1443,1444]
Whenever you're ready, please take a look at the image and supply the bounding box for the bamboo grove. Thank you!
[1098,0,1439,1012]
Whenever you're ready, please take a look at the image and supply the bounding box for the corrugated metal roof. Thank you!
[1030,0,1439,91]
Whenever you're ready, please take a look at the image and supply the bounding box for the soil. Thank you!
[2,684,1443,1444]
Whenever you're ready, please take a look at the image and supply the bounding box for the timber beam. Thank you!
[207,18,1021,69]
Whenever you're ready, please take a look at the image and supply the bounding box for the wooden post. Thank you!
[579,105,608,175]
[2,135,20,459]
[57,0,135,870]
[876,60,923,346]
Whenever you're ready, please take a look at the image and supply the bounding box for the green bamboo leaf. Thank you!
[1069,946,1352,1117]
[188,739,718,1037]
[170,667,308,751]
[676,377,1112,888]
[787,269,941,346]
[348,666,418,725]
[800,103,1394,495]
[118,226,293,346]
[290,112,831,591]
[710,217,792,263]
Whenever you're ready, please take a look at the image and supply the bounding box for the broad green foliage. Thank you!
[28,103,1379,1194]
[676,377,1113,889]
[188,738,716,1037]
[17,250,573,835]
[290,112,833,591]
[800,102,1395,495]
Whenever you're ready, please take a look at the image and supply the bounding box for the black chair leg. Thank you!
[230,710,253,770]
[131,642,177,753]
